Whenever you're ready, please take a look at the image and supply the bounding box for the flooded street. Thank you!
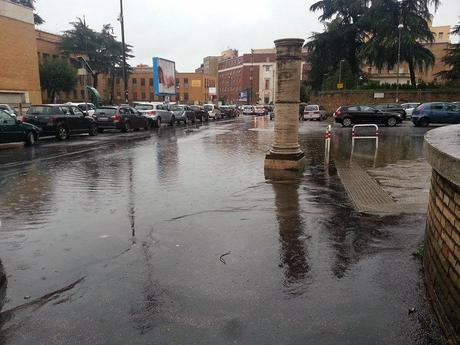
[0,117,443,344]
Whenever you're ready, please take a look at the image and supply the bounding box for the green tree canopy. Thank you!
[60,18,133,91]
[436,22,460,82]
[39,59,77,103]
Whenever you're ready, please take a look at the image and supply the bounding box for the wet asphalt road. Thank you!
[0,117,445,344]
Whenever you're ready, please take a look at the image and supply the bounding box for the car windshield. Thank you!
[27,106,55,115]
[135,105,154,110]
[204,105,213,111]
[95,108,117,115]
[305,105,318,111]
[170,105,184,111]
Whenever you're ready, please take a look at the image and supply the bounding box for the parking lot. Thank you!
[0,116,445,345]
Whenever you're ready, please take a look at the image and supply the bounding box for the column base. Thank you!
[264,151,306,171]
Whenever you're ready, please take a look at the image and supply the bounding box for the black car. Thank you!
[24,104,98,140]
[189,105,209,122]
[0,110,40,146]
[169,105,196,125]
[333,105,403,127]
[94,106,149,132]
[373,103,407,120]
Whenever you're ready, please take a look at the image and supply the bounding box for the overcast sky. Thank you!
[35,0,460,72]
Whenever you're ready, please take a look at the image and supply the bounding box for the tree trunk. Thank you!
[408,59,416,87]
[51,89,56,104]
[93,72,99,89]
[110,71,115,104]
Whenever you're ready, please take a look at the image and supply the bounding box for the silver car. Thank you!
[401,103,420,119]
[303,104,327,121]
[134,103,175,127]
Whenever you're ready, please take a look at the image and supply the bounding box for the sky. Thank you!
[35,0,460,72]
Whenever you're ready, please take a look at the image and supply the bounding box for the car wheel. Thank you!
[89,123,98,136]
[122,122,131,132]
[387,117,397,127]
[25,131,35,146]
[342,117,352,127]
[56,125,69,140]
[192,117,196,124]
[419,118,429,127]
[170,116,175,126]
[183,117,188,125]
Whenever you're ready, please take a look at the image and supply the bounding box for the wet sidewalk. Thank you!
[0,118,443,344]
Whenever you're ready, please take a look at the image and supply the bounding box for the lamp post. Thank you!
[396,23,404,103]
[119,0,128,104]
[338,59,345,85]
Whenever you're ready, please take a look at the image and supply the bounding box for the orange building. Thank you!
[176,72,217,104]
[0,0,41,105]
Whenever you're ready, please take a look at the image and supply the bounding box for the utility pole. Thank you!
[396,23,404,103]
[250,49,254,104]
[119,0,128,104]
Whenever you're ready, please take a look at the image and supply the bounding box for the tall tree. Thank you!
[60,19,133,90]
[436,22,460,82]
[39,59,77,103]
[360,0,438,86]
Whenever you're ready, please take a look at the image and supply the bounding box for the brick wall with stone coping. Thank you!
[424,125,460,344]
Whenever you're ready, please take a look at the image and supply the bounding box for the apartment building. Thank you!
[0,0,41,104]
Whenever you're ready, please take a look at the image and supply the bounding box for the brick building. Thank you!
[111,65,217,105]
[0,0,41,105]
[217,48,309,105]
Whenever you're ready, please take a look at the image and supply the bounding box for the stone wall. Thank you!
[310,90,460,114]
[424,125,460,344]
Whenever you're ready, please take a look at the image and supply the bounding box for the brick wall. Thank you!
[0,1,41,104]
[424,170,460,344]
[310,90,460,114]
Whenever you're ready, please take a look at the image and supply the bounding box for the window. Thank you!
[43,53,49,60]
[0,111,15,125]
[132,78,137,85]
[80,90,85,99]
[141,78,145,86]
[176,78,180,88]
[265,65,270,72]
[367,67,372,74]
[184,78,189,88]
[265,79,270,90]
[141,92,146,100]
[149,78,153,87]
[52,55,58,59]
[184,92,189,101]
[150,93,154,101]
[348,106,359,111]
[438,32,443,39]
[133,92,138,101]
[71,107,83,116]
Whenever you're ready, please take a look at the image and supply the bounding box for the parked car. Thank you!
[333,105,403,127]
[242,105,255,115]
[135,102,175,127]
[204,104,222,120]
[94,106,149,132]
[0,104,17,118]
[373,103,407,120]
[254,105,267,116]
[190,105,209,122]
[65,102,97,116]
[0,109,40,146]
[169,105,196,124]
[219,105,238,118]
[24,104,98,140]
[303,104,327,121]
[400,102,420,119]
[412,102,460,127]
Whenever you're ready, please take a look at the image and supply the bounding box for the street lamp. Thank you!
[338,59,345,86]
[119,0,128,104]
[396,23,404,103]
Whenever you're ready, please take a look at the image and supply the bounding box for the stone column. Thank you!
[264,38,305,171]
